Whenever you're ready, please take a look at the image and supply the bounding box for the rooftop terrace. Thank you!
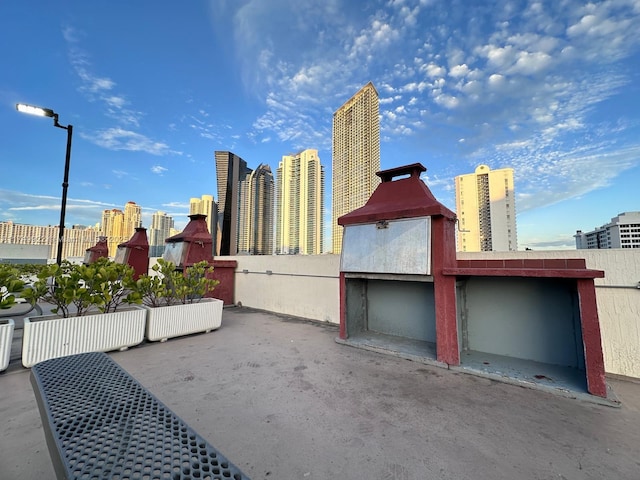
[2,307,640,479]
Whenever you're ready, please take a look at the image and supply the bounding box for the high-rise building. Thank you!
[575,211,640,249]
[455,164,517,252]
[101,208,125,256]
[149,211,175,257]
[123,201,142,240]
[276,149,324,255]
[189,194,220,255]
[332,82,380,254]
[0,221,99,260]
[238,164,274,255]
[215,151,252,255]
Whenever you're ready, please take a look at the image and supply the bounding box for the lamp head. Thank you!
[16,103,56,118]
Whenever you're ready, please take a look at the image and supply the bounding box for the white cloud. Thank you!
[449,64,470,78]
[151,165,168,175]
[433,93,459,109]
[506,51,552,75]
[487,74,505,88]
[423,62,446,78]
[84,128,172,155]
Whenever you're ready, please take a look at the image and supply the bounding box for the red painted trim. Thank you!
[455,258,592,270]
[339,272,347,339]
[212,260,238,268]
[338,163,455,226]
[577,279,607,397]
[443,267,604,279]
[543,258,569,269]
[432,217,459,365]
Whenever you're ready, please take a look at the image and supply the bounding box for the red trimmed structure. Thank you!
[208,259,237,306]
[337,162,608,399]
[338,163,459,365]
[116,227,150,280]
[84,236,109,264]
[443,258,606,397]
[165,214,214,268]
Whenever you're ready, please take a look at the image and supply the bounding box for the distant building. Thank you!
[332,82,380,254]
[238,164,274,255]
[101,209,125,256]
[100,202,142,256]
[276,149,325,255]
[0,220,98,261]
[149,211,175,257]
[575,212,640,249]
[215,151,252,255]
[455,165,517,252]
[123,201,142,240]
[189,195,220,256]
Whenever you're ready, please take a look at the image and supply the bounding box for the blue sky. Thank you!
[1,0,639,251]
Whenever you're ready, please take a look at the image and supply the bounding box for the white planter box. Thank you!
[145,298,223,342]
[22,306,146,368]
[0,319,14,372]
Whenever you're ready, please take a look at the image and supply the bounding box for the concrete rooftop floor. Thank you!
[1,307,640,480]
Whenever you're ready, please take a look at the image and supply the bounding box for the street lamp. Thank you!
[16,103,73,265]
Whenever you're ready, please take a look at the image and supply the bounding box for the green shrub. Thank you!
[134,258,219,308]
[0,264,25,310]
[22,259,140,318]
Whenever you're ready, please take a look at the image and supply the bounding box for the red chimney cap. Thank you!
[338,163,456,225]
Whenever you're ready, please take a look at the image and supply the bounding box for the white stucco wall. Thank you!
[0,244,50,263]
[228,254,341,324]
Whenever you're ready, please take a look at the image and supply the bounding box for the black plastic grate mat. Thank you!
[30,352,251,480]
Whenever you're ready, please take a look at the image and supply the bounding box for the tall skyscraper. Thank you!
[455,164,517,252]
[215,151,252,255]
[276,149,324,255]
[189,194,220,255]
[101,208,125,256]
[238,164,274,255]
[149,211,175,257]
[123,201,142,239]
[332,82,380,254]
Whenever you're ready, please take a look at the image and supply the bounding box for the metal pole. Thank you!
[56,124,73,265]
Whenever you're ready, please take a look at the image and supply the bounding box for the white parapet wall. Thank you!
[227,254,341,325]
[458,250,640,379]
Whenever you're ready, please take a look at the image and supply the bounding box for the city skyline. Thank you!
[2,1,640,250]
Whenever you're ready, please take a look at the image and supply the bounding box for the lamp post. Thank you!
[16,103,73,265]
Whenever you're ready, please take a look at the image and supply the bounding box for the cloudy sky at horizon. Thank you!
[1,0,639,251]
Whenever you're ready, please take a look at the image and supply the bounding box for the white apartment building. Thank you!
[455,165,517,252]
[575,211,640,249]
[0,221,99,260]
[332,82,380,254]
[276,149,324,255]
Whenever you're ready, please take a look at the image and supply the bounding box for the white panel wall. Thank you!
[230,254,340,324]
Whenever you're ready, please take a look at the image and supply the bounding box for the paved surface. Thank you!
[1,307,640,480]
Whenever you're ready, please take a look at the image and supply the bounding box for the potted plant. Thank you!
[0,264,24,371]
[20,258,146,368]
[136,258,222,342]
